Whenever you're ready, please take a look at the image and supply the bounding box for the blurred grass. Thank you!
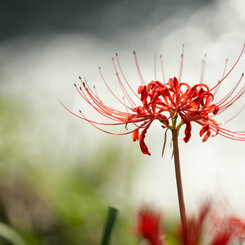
[0,98,138,245]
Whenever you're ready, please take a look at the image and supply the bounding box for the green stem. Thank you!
[100,206,119,245]
[171,129,188,245]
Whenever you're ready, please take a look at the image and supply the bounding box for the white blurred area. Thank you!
[1,0,245,217]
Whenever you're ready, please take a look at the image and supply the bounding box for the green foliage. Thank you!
[0,99,138,245]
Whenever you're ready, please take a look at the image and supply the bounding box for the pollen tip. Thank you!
[133,51,136,55]
[74,83,77,87]
[79,86,82,90]
[79,110,82,113]
[93,85,96,89]
[78,76,81,80]
[98,66,101,70]
[82,82,86,87]
[115,53,118,56]
[242,73,244,77]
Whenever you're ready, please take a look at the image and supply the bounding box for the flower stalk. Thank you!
[171,129,188,245]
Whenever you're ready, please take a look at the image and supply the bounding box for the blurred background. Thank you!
[1,0,245,244]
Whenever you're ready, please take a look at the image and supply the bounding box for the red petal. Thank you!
[183,121,192,143]
[137,85,144,94]
[210,231,231,245]
[139,122,152,155]
[202,130,211,142]
[168,78,174,87]
[136,106,145,115]
[157,114,169,126]
[200,124,209,137]
[213,106,219,115]
[141,87,148,105]
[137,207,163,245]
[132,129,139,141]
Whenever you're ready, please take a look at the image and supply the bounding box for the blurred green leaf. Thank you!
[0,222,27,245]
[100,206,119,245]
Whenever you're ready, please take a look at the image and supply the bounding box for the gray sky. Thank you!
[1,0,213,42]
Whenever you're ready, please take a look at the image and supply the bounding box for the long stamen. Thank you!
[99,66,132,109]
[219,102,245,125]
[218,82,245,112]
[154,51,157,81]
[160,55,166,83]
[115,53,141,100]
[216,73,244,109]
[200,54,207,84]
[77,81,131,121]
[213,58,228,96]
[178,44,184,82]
[81,76,133,117]
[112,57,136,107]
[210,44,245,92]
[133,51,145,85]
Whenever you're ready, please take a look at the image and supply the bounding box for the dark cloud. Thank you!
[0,0,214,42]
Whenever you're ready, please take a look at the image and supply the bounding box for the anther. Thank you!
[133,51,136,55]
[115,53,118,56]
[79,110,82,113]
[79,76,81,80]
[98,66,101,70]
[74,83,77,87]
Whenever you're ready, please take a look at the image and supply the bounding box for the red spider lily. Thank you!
[134,204,245,245]
[136,207,165,245]
[174,203,210,245]
[211,214,245,244]
[61,45,245,155]
[210,231,231,245]
[181,204,245,245]
[186,203,210,245]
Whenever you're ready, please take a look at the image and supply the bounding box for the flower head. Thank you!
[61,45,245,155]
[211,214,245,244]
[136,207,164,245]
[134,203,245,245]
[172,202,210,245]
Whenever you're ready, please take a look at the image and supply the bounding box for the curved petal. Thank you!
[139,121,153,155]
[183,121,192,143]
[132,129,139,141]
